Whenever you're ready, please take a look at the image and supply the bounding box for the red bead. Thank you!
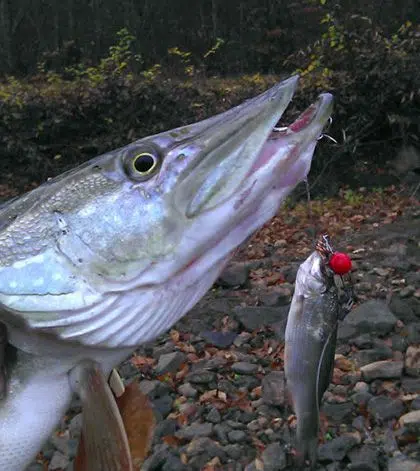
[329,252,352,275]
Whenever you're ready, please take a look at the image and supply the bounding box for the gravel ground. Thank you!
[28,205,420,471]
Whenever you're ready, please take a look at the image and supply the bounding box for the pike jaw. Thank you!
[0,75,333,348]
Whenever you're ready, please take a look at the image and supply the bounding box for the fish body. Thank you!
[285,251,338,468]
[284,237,352,468]
[0,76,333,469]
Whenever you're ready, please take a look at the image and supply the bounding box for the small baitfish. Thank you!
[0,75,333,470]
[284,234,353,469]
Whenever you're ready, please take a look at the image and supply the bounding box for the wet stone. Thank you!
[360,360,403,381]
[400,286,416,298]
[318,434,359,462]
[351,392,373,409]
[155,351,186,375]
[259,286,292,307]
[411,396,420,410]
[185,437,226,460]
[141,444,171,471]
[234,375,260,391]
[201,330,237,348]
[405,323,420,344]
[351,334,374,349]
[153,395,173,417]
[139,379,171,398]
[231,361,259,375]
[367,396,404,422]
[262,371,286,406]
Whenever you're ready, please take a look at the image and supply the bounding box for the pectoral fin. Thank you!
[69,360,132,471]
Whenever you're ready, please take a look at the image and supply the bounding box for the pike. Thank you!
[284,234,353,469]
[0,75,333,470]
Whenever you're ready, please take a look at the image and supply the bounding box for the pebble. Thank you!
[347,444,379,471]
[352,346,393,367]
[261,371,286,406]
[233,306,289,331]
[231,361,259,375]
[175,422,213,440]
[387,454,420,471]
[206,407,222,424]
[367,395,404,422]
[318,434,359,462]
[260,441,287,470]
[155,351,186,375]
[228,430,247,443]
[178,382,198,398]
[218,262,250,287]
[224,444,244,460]
[186,370,217,384]
[360,360,403,381]
[398,410,420,431]
[405,345,420,376]
[338,300,397,340]
[48,451,69,470]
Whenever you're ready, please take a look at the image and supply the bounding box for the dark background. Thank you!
[0,0,419,196]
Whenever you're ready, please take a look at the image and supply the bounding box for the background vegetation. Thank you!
[0,0,419,195]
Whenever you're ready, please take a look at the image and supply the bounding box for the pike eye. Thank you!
[126,152,160,180]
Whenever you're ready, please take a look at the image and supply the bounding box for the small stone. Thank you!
[223,444,244,460]
[155,351,186,375]
[161,454,189,471]
[139,379,171,398]
[234,306,289,331]
[153,419,178,441]
[218,262,249,287]
[367,396,404,422]
[322,402,354,423]
[352,346,393,367]
[68,413,83,439]
[262,371,286,406]
[392,335,408,352]
[178,382,197,398]
[387,455,420,471]
[338,300,397,340]
[261,441,287,470]
[259,286,292,307]
[398,410,420,431]
[400,286,416,298]
[153,395,173,417]
[228,429,247,443]
[402,377,420,393]
[51,431,70,455]
[201,331,237,348]
[347,444,379,471]
[351,334,374,349]
[411,396,420,410]
[175,422,213,440]
[185,437,225,459]
[353,382,369,393]
[206,407,222,424]
[373,267,389,276]
[405,345,420,377]
[360,360,403,381]
[48,451,69,470]
[231,361,259,375]
[186,370,217,384]
[390,297,418,323]
[318,434,359,462]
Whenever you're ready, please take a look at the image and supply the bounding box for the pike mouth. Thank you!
[249,93,333,175]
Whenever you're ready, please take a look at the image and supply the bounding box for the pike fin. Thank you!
[69,360,132,471]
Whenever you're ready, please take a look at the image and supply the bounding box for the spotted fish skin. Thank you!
[284,250,340,469]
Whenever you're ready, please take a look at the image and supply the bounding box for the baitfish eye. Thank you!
[125,151,161,180]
